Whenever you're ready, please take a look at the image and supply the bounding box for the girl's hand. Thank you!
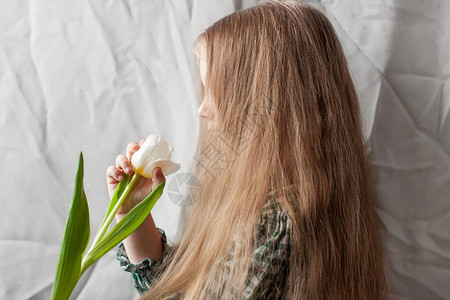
[106,140,166,216]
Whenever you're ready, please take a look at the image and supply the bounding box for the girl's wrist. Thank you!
[115,213,126,221]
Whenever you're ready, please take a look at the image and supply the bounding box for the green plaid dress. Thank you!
[116,191,292,299]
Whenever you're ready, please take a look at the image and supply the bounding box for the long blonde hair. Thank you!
[142,0,388,299]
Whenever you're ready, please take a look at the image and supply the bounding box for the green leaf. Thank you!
[80,181,165,274]
[51,152,90,300]
[93,173,130,241]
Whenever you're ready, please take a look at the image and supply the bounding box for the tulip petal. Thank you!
[154,159,181,176]
[131,134,180,178]
[154,139,172,160]
[131,135,175,174]
[141,135,171,160]
[139,158,181,178]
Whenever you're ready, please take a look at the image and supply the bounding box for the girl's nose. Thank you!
[198,102,209,118]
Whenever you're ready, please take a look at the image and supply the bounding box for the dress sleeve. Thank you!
[242,200,292,300]
[116,227,174,297]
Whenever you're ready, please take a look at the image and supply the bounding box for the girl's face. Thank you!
[197,44,219,131]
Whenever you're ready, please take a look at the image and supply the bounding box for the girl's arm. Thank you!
[116,226,174,297]
[115,212,163,264]
[107,141,166,264]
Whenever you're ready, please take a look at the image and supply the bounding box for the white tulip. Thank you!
[131,134,181,178]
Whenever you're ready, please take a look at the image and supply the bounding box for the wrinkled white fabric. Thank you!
[0,0,448,299]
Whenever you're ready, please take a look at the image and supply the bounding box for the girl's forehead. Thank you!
[197,41,206,60]
[198,43,207,83]
[195,38,206,58]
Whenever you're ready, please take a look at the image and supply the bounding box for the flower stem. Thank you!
[87,173,140,254]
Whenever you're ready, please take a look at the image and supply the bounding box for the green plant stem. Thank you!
[86,173,140,254]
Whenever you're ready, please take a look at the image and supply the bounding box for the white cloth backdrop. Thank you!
[0,0,449,299]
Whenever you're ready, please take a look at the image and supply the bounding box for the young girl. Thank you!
[107,0,389,299]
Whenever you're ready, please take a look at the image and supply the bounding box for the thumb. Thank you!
[152,167,166,186]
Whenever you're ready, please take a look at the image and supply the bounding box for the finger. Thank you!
[139,138,146,146]
[126,142,140,161]
[116,154,133,174]
[152,167,166,187]
[106,165,124,183]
